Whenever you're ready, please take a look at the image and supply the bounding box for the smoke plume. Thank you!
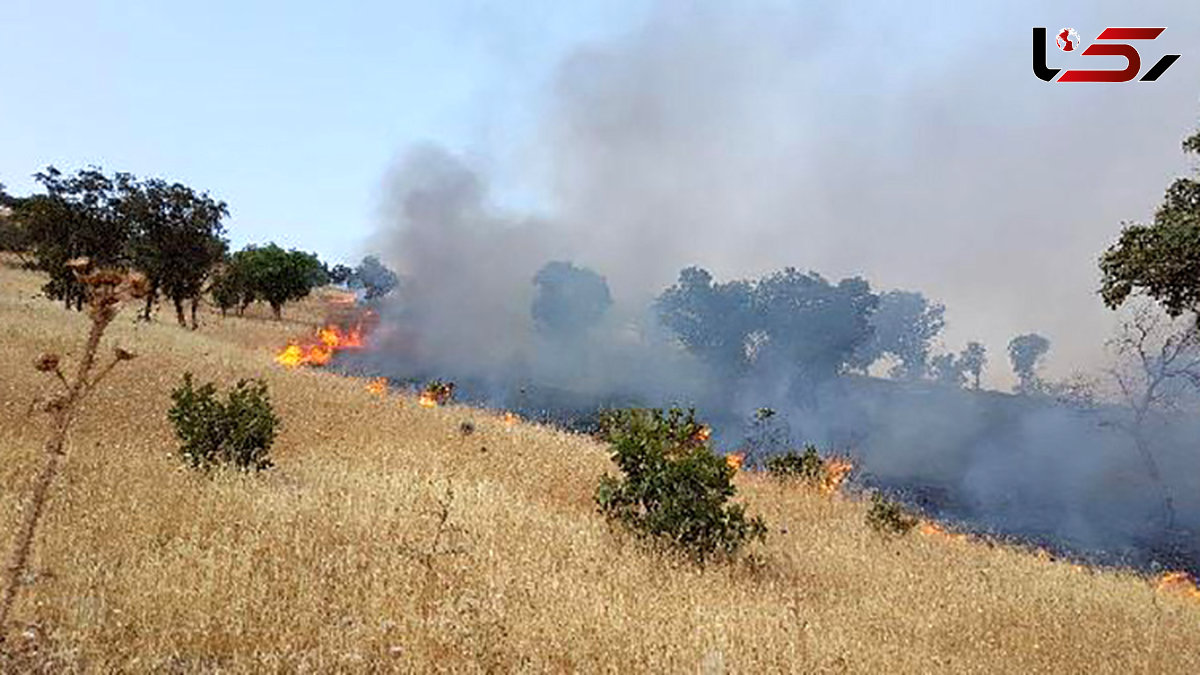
[358,0,1200,572]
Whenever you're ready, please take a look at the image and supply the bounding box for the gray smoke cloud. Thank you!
[360,1,1200,570]
[373,144,554,375]
[373,0,1200,388]
[368,144,705,403]
[534,0,1200,387]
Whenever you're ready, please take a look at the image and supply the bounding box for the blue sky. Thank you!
[0,0,651,262]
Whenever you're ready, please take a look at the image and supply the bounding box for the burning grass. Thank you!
[761,445,855,498]
[1,257,1200,672]
[273,324,365,368]
[418,379,455,408]
[819,457,853,496]
[1156,571,1200,602]
[725,451,746,472]
[918,520,972,544]
[364,377,388,397]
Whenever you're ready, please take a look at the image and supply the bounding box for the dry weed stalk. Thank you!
[0,259,147,644]
[399,482,470,629]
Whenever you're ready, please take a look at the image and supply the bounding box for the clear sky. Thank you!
[0,0,651,262]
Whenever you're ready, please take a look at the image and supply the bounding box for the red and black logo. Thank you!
[1033,27,1180,82]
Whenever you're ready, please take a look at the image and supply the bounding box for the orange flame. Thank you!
[725,452,745,472]
[319,327,338,347]
[365,377,388,396]
[696,425,712,442]
[503,411,520,428]
[919,521,969,543]
[819,458,853,495]
[1155,571,1200,601]
[274,324,365,368]
[319,325,364,349]
[418,392,438,408]
[274,343,305,368]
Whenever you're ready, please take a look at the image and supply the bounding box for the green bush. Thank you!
[594,408,766,562]
[865,493,918,536]
[168,373,278,471]
[764,444,826,481]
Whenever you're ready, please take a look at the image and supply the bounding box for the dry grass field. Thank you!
[1,256,1199,672]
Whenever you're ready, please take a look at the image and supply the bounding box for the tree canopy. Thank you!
[1100,130,1200,320]
[656,267,758,379]
[354,255,400,300]
[959,341,987,390]
[230,243,327,319]
[856,290,946,380]
[1008,333,1050,394]
[208,258,253,317]
[929,341,986,389]
[753,268,877,385]
[121,177,229,326]
[657,266,877,391]
[16,167,132,310]
[0,183,29,255]
[325,263,355,287]
[532,261,612,337]
[13,167,230,323]
[930,353,967,388]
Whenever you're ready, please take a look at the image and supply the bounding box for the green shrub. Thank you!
[865,493,918,536]
[168,373,278,471]
[594,408,766,562]
[764,444,826,481]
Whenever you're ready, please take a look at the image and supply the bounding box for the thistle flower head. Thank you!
[33,352,61,373]
[80,268,127,288]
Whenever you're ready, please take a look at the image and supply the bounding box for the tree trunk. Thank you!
[271,303,282,320]
[1132,429,1177,531]
[189,297,199,330]
[173,296,187,327]
[141,285,158,321]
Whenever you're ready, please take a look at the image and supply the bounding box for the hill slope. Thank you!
[1,259,1198,672]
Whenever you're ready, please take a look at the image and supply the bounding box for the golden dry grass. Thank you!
[1,256,1198,672]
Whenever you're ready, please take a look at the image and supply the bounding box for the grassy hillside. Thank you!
[1,257,1198,673]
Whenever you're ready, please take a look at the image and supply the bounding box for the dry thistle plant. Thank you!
[0,258,148,645]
